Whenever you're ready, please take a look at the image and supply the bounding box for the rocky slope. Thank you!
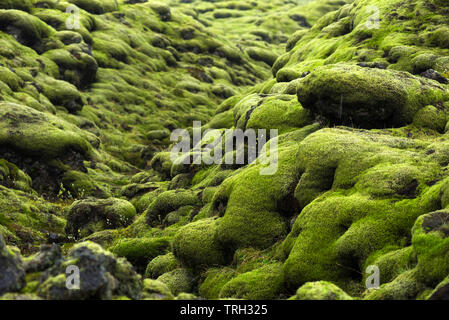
[0,0,449,300]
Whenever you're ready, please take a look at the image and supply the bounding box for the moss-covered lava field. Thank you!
[0,0,449,301]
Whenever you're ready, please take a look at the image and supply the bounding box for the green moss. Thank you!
[297,64,449,129]
[0,66,23,91]
[0,9,53,48]
[290,281,353,300]
[0,0,32,12]
[219,263,284,300]
[365,246,417,285]
[412,211,449,287]
[173,217,229,270]
[43,45,98,88]
[61,170,110,199]
[36,74,85,113]
[246,47,278,66]
[142,279,174,300]
[233,93,312,134]
[0,186,65,249]
[110,237,171,271]
[283,128,444,290]
[427,276,449,300]
[65,197,137,238]
[145,189,201,226]
[211,127,318,253]
[145,252,179,279]
[157,268,193,296]
[199,267,237,299]
[412,105,448,133]
[363,269,423,300]
[428,27,449,49]
[0,159,32,193]
[67,0,118,14]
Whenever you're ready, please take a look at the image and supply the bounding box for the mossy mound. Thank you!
[297,64,449,128]
[290,281,353,300]
[157,268,194,296]
[219,263,285,300]
[65,197,137,239]
[110,237,171,272]
[0,102,92,158]
[142,278,174,300]
[145,252,179,279]
[173,217,230,269]
[0,0,32,12]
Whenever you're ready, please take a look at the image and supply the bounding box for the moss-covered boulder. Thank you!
[363,269,423,300]
[199,267,237,299]
[37,241,141,300]
[0,0,32,12]
[0,10,52,48]
[173,217,229,269]
[0,159,32,193]
[65,197,137,239]
[145,189,201,226]
[67,0,118,15]
[157,268,194,296]
[110,237,170,272]
[0,102,93,158]
[297,64,449,129]
[142,278,174,300]
[0,234,26,295]
[145,252,179,279]
[219,263,285,300]
[412,210,449,287]
[290,281,353,300]
[0,186,66,247]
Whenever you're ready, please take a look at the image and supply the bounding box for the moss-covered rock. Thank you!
[157,268,194,296]
[0,102,92,158]
[283,127,444,290]
[110,237,170,272]
[412,210,449,287]
[0,159,32,193]
[23,244,62,273]
[142,278,174,300]
[67,0,118,15]
[219,263,284,300]
[65,197,137,239]
[0,0,32,12]
[37,241,141,300]
[297,64,449,129]
[0,234,25,295]
[363,269,423,300]
[145,252,179,279]
[173,217,229,269]
[199,267,237,299]
[0,10,52,48]
[290,281,353,300]
[145,189,201,226]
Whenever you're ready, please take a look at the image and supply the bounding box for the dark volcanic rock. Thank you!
[421,69,449,84]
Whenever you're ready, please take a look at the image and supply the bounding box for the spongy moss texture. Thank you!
[0,0,449,301]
